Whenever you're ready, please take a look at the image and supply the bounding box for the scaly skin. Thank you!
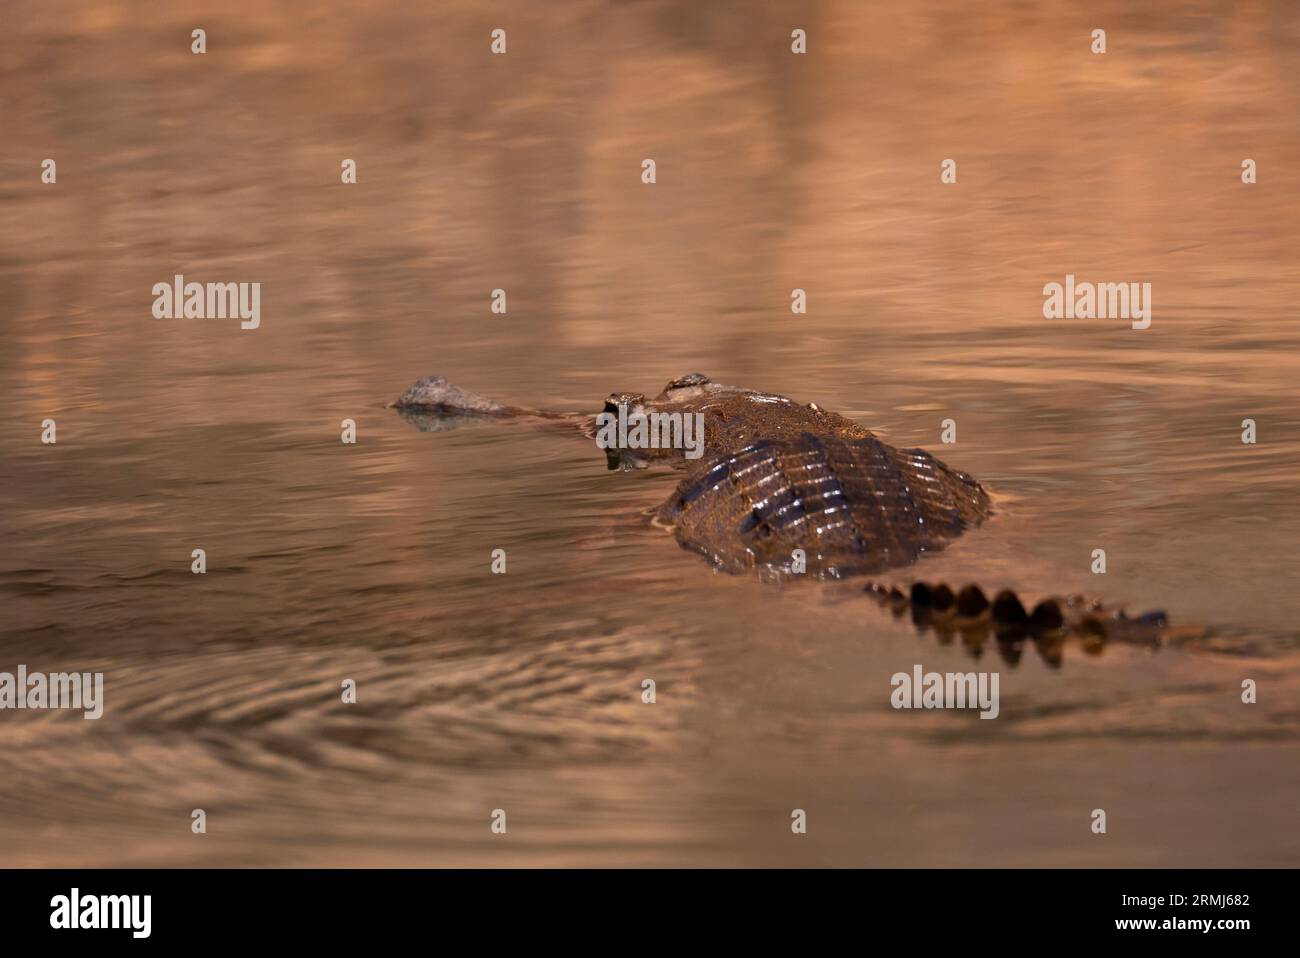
[657,431,990,577]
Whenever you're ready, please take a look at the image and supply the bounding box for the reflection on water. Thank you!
[1,0,1298,866]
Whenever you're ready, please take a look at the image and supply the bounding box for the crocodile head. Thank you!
[594,374,724,470]
[603,373,715,415]
[596,372,881,470]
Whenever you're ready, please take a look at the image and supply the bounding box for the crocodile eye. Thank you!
[605,392,645,414]
[666,372,711,391]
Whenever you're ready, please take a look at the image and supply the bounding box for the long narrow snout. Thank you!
[389,374,593,437]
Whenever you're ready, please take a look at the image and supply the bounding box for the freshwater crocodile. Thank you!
[391,372,1172,658]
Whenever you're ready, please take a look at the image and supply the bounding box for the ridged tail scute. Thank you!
[866,579,1170,666]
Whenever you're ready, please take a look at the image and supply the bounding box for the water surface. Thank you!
[1,0,1298,865]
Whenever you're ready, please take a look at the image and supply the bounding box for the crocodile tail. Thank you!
[863,579,1171,665]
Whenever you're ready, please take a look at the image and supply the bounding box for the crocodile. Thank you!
[391,372,1173,659]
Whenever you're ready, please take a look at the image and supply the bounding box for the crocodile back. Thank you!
[656,432,991,577]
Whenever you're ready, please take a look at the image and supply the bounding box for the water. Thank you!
[1,0,1298,866]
